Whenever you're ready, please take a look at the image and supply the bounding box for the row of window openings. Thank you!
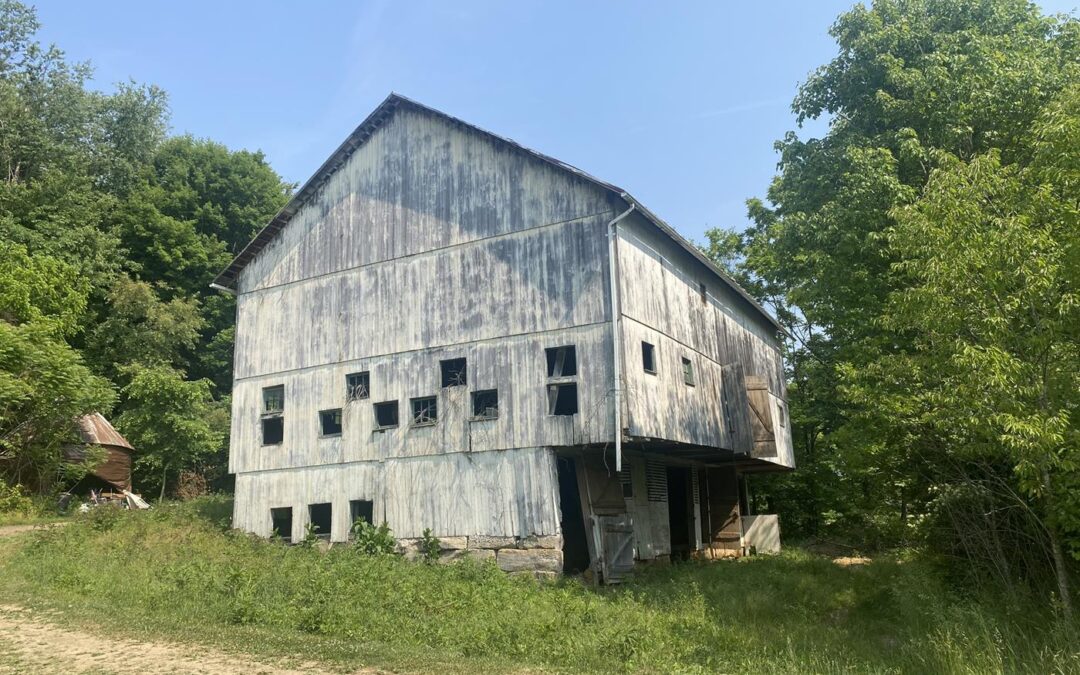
[260,346,580,445]
[641,341,696,386]
[270,499,373,543]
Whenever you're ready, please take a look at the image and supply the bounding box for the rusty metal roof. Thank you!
[76,413,134,451]
[211,93,784,334]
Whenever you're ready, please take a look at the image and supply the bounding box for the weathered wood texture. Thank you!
[233,447,559,542]
[228,100,792,550]
[230,106,619,541]
[616,214,793,468]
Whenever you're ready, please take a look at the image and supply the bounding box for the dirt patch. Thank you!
[832,556,872,567]
[0,523,67,539]
[0,605,350,674]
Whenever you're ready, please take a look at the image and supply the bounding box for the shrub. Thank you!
[420,527,441,563]
[0,483,33,515]
[351,519,396,556]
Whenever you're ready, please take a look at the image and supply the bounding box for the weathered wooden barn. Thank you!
[213,94,793,580]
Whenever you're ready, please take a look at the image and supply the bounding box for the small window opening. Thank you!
[546,345,577,377]
[698,281,707,304]
[308,503,332,540]
[346,371,369,401]
[619,468,634,499]
[440,358,467,387]
[410,396,438,426]
[642,342,657,374]
[682,357,695,386]
[349,500,374,527]
[373,401,399,430]
[261,416,284,445]
[270,507,293,542]
[547,382,579,416]
[262,385,284,414]
[471,389,499,419]
[319,409,342,436]
[778,402,787,427]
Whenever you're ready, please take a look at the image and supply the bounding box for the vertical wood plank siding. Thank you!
[231,106,615,540]
[616,213,794,467]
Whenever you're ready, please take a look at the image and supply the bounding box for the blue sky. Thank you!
[33,0,1077,245]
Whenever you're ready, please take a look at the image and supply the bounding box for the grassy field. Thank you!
[0,497,1075,674]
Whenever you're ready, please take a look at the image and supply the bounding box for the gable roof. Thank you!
[76,413,134,452]
[212,93,783,334]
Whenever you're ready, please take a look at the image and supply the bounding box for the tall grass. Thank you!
[0,497,1075,673]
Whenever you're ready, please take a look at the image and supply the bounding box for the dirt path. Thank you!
[0,522,67,538]
[0,605,344,674]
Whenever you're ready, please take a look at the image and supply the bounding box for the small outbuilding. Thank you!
[64,413,136,493]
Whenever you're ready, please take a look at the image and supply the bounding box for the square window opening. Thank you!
[270,507,293,543]
[642,342,657,374]
[308,503,332,540]
[346,371,370,401]
[471,389,499,419]
[410,396,438,426]
[547,382,579,416]
[545,345,577,378]
[682,357,695,386]
[261,416,283,445]
[262,385,284,414]
[319,408,342,436]
[778,402,787,428]
[349,500,373,528]
[698,281,707,304]
[440,358,467,387]
[373,401,399,430]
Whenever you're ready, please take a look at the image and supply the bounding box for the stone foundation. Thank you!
[396,534,563,576]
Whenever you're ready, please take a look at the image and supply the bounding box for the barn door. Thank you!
[597,514,635,583]
[744,375,777,458]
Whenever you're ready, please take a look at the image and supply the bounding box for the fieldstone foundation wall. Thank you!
[396,534,563,577]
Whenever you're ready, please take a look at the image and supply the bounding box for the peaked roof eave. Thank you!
[211,93,785,335]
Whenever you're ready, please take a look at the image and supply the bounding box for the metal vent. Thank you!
[692,470,701,505]
[645,460,667,502]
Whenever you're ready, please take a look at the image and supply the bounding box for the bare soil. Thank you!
[0,605,346,674]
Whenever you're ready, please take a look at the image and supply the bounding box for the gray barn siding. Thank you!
[237,107,613,295]
[233,447,560,542]
[616,213,794,468]
[229,323,614,474]
[230,106,618,542]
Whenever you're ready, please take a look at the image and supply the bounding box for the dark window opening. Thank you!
[471,389,499,419]
[319,409,342,436]
[261,416,283,445]
[778,402,787,427]
[346,371,369,401]
[308,503,332,540]
[642,342,657,374]
[440,358,467,387]
[262,385,284,414]
[682,357,695,386]
[373,401,399,430]
[698,281,707,304]
[349,500,373,527]
[270,507,293,542]
[546,345,577,377]
[410,396,438,425]
[547,383,579,416]
[619,468,634,499]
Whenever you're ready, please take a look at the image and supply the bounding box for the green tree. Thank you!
[115,365,226,501]
[705,0,1079,603]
